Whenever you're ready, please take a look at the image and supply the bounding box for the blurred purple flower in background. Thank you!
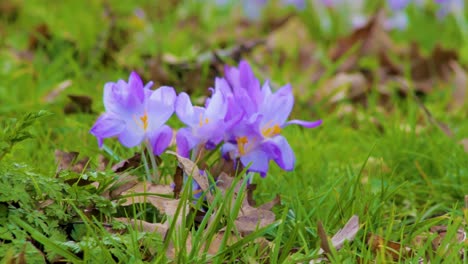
[281,0,306,9]
[90,72,176,155]
[388,0,410,11]
[435,0,464,18]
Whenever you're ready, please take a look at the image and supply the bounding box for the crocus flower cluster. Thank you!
[176,61,321,176]
[91,61,321,177]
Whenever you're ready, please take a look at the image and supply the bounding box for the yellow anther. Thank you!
[198,113,209,127]
[134,112,149,131]
[237,136,248,156]
[262,124,281,138]
[140,114,148,130]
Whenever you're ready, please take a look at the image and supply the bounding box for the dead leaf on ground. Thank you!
[234,207,276,236]
[28,23,51,51]
[119,182,186,224]
[0,1,20,22]
[55,150,90,175]
[42,80,73,103]
[215,173,278,236]
[144,40,265,96]
[329,10,394,73]
[315,72,369,108]
[203,231,239,256]
[111,153,142,173]
[168,151,214,203]
[429,225,466,256]
[317,215,360,256]
[102,174,139,199]
[64,95,93,114]
[448,61,468,110]
[459,139,468,153]
[416,97,454,137]
[114,217,168,237]
[173,166,183,199]
[367,234,413,261]
[97,154,109,171]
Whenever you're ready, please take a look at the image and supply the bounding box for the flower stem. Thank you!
[145,141,160,183]
[141,145,152,182]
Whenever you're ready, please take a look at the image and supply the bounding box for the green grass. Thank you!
[1,0,468,263]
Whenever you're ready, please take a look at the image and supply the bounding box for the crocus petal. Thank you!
[90,114,125,147]
[175,92,198,126]
[267,136,295,171]
[221,142,238,160]
[176,128,199,158]
[239,60,261,101]
[147,86,176,130]
[148,125,173,156]
[260,83,293,126]
[118,125,145,148]
[205,85,227,120]
[128,71,145,103]
[103,82,122,115]
[240,149,270,177]
[104,79,144,116]
[143,81,154,90]
[284,119,322,128]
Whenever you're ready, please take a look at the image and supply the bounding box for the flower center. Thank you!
[261,124,282,138]
[199,113,209,127]
[140,113,148,131]
[237,136,249,156]
[134,112,149,131]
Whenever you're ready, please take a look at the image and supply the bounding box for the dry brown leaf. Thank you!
[235,208,276,236]
[168,151,214,203]
[416,97,454,137]
[102,174,139,199]
[429,225,466,256]
[28,23,51,51]
[317,221,333,256]
[367,234,413,261]
[173,166,183,199]
[120,182,186,224]
[97,154,109,171]
[215,172,277,236]
[166,233,193,260]
[203,231,239,256]
[42,80,73,103]
[329,10,393,73]
[459,139,468,153]
[111,153,142,173]
[316,215,360,257]
[64,95,93,114]
[55,150,90,174]
[114,217,168,237]
[0,1,20,22]
[465,194,468,209]
[315,72,369,107]
[449,61,468,110]
[329,215,360,251]
[410,44,458,84]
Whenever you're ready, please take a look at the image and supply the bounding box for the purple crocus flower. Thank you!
[90,72,176,155]
[220,62,322,176]
[435,0,464,19]
[282,0,306,9]
[388,0,410,11]
[175,78,229,158]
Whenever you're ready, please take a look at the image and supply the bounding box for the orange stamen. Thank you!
[262,124,281,138]
[237,136,248,156]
